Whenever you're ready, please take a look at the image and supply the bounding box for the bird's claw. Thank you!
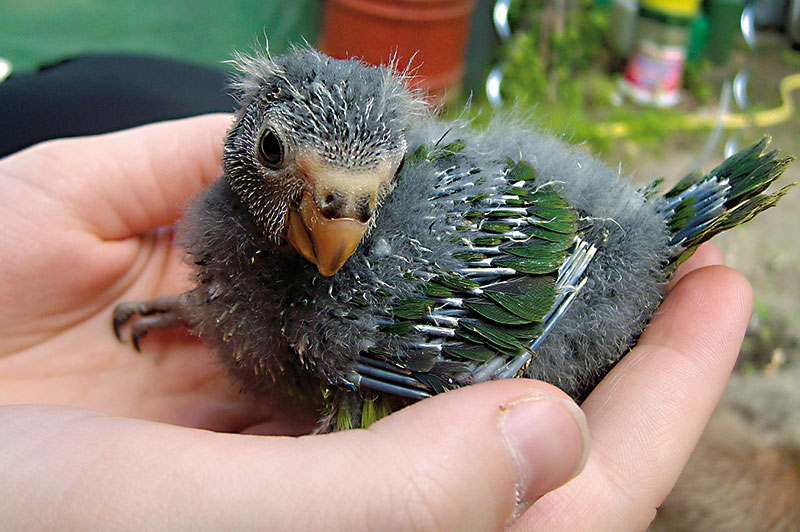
[113,302,141,342]
[112,296,186,351]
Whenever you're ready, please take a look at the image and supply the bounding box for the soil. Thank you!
[600,31,800,382]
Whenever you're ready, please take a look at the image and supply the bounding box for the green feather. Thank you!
[453,251,486,261]
[473,235,505,246]
[527,205,578,224]
[437,275,480,292]
[421,282,453,298]
[458,321,527,354]
[502,242,571,258]
[527,218,577,234]
[465,301,535,325]
[493,256,566,274]
[482,222,513,234]
[664,169,703,199]
[393,297,435,320]
[336,404,355,431]
[485,292,556,322]
[360,395,392,429]
[485,209,526,219]
[442,343,496,362]
[667,138,797,266]
[521,224,574,243]
[506,160,538,181]
[378,321,414,335]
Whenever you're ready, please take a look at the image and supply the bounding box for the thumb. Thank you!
[0,381,588,532]
[210,379,589,531]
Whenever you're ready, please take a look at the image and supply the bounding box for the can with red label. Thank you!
[619,0,701,107]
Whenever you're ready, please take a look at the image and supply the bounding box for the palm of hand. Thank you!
[0,115,754,531]
[0,115,302,432]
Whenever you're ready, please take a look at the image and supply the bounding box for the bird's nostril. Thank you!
[318,192,342,219]
[356,195,373,223]
[316,192,374,222]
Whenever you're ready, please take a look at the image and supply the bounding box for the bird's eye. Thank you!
[258,129,284,168]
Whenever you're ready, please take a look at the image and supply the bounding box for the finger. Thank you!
[16,114,232,239]
[517,265,752,532]
[667,241,724,290]
[0,380,589,532]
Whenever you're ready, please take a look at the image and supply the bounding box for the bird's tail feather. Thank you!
[654,137,795,266]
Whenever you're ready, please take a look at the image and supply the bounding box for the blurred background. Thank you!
[2,0,799,527]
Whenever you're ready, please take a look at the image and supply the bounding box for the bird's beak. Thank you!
[285,156,399,276]
[286,191,369,276]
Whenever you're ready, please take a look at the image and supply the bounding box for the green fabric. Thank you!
[0,0,320,74]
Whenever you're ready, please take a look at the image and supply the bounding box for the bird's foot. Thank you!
[113,295,187,351]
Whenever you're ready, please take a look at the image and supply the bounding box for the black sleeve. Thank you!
[0,54,236,158]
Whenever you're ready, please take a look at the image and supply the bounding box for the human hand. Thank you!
[0,117,751,531]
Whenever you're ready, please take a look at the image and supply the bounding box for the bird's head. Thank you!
[223,47,425,276]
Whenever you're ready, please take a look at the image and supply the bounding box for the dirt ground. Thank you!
[603,33,800,462]
[603,32,800,387]
[610,31,800,530]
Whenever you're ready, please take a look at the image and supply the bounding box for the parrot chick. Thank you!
[113,47,795,431]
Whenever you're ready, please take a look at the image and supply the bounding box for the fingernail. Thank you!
[499,395,590,518]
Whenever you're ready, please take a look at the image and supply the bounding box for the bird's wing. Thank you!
[354,141,596,399]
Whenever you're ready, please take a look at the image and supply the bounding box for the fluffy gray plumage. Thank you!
[222,48,422,242]
[182,104,668,403]
[114,46,791,429]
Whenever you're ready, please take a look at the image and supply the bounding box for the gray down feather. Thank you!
[180,112,670,402]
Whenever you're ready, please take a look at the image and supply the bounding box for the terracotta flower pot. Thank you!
[319,0,476,105]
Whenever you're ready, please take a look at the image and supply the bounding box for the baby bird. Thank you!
[113,47,794,430]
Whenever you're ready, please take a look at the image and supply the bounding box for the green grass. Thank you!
[1,0,320,73]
